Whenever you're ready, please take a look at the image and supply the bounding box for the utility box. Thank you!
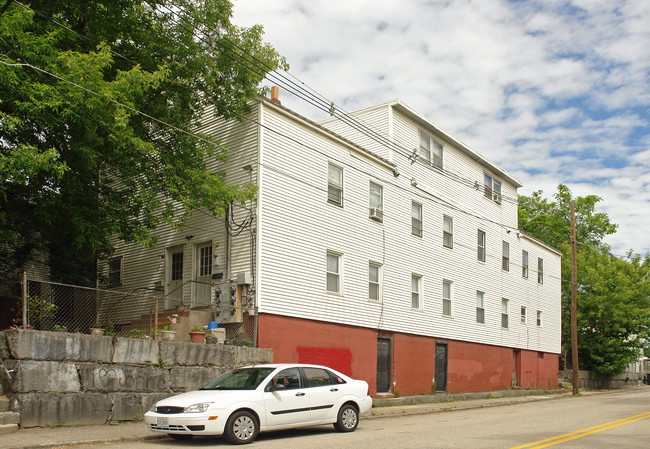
[237,272,252,285]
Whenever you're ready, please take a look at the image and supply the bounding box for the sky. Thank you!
[232,0,650,257]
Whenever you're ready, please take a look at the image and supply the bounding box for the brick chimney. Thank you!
[271,86,281,105]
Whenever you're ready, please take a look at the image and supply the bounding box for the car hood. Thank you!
[157,389,257,408]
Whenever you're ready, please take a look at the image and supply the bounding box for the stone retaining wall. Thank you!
[559,369,643,389]
[0,329,272,428]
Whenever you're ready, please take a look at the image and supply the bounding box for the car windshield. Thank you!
[200,367,276,391]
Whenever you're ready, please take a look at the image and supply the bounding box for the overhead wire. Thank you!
[159,0,522,206]
[8,1,581,254]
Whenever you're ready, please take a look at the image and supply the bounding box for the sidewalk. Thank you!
[0,388,630,449]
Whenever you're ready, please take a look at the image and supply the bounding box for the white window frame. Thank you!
[537,310,542,327]
[538,258,544,284]
[369,262,382,302]
[327,163,343,207]
[522,250,529,278]
[412,201,422,237]
[484,172,502,204]
[419,130,443,168]
[477,230,486,262]
[443,215,453,248]
[411,274,422,309]
[476,291,485,324]
[501,298,509,329]
[502,241,509,271]
[326,252,342,294]
[442,280,452,316]
[521,306,527,324]
[369,181,383,217]
[108,256,123,286]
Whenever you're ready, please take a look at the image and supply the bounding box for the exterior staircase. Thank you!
[0,381,20,435]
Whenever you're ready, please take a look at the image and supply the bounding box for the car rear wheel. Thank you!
[334,403,359,432]
[224,410,259,444]
[168,434,193,440]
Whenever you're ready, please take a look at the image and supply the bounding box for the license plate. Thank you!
[157,417,168,427]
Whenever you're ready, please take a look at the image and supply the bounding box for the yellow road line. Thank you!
[510,411,650,449]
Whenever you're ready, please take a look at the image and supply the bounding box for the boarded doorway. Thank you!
[434,342,448,393]
[377,338,391,393]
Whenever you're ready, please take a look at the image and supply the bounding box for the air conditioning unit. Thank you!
[369,208,384,222]
[493,193,502,204]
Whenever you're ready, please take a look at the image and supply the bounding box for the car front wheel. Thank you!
[334,403,359,432]
[224,410,259,444]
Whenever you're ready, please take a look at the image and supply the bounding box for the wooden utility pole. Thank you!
[571,201,579,395]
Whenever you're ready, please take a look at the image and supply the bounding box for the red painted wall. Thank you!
[257,313,377,391]
[257,313,558,396]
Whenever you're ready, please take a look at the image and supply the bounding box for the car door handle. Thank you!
[295,392,305,397]
[330,388,338,392]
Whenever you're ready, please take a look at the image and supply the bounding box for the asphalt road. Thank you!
[56,388,650,448]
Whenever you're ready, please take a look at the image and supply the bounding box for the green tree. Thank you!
[519,184,650,376]
[0,0,286,285]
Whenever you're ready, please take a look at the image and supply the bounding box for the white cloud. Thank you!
[233,0,650,255]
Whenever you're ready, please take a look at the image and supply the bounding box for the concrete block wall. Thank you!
[0,329,272,428]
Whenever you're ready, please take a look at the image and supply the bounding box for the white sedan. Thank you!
[144,363,373,444]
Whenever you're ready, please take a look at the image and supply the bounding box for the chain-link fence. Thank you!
[3,275,257,347]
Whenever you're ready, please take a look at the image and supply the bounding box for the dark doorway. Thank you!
[377,338,391,393]
[434,342,448,393]
[513,349,521,387]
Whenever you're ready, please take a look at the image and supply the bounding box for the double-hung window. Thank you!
[369,181,383,221]
[501,298,509,328]
[108,257,123,286]
[502,241,509,271]
[326,252,341,293]
[522,250,529,278]
[537,310,542,327]
[538,258,544,284]
[443,215,453,248]
[327,163,343,206]
[412,201,422,237]
[477,230,486,262]
[411,275,422,309]
[484,172,502,204]
[521,306,527,324]
[369,262,381,301]
[442,281,452,316]
[476,291,485,324]
[419,131,443,168]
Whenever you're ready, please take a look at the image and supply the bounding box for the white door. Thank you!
[262,368,310,428]
[302,367,343,422]
[194,242,212,306]
[165,245,184,308]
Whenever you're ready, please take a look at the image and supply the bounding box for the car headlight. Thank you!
[184,402,213,413]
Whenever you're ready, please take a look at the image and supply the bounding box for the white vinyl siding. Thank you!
[109,99,562,356]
